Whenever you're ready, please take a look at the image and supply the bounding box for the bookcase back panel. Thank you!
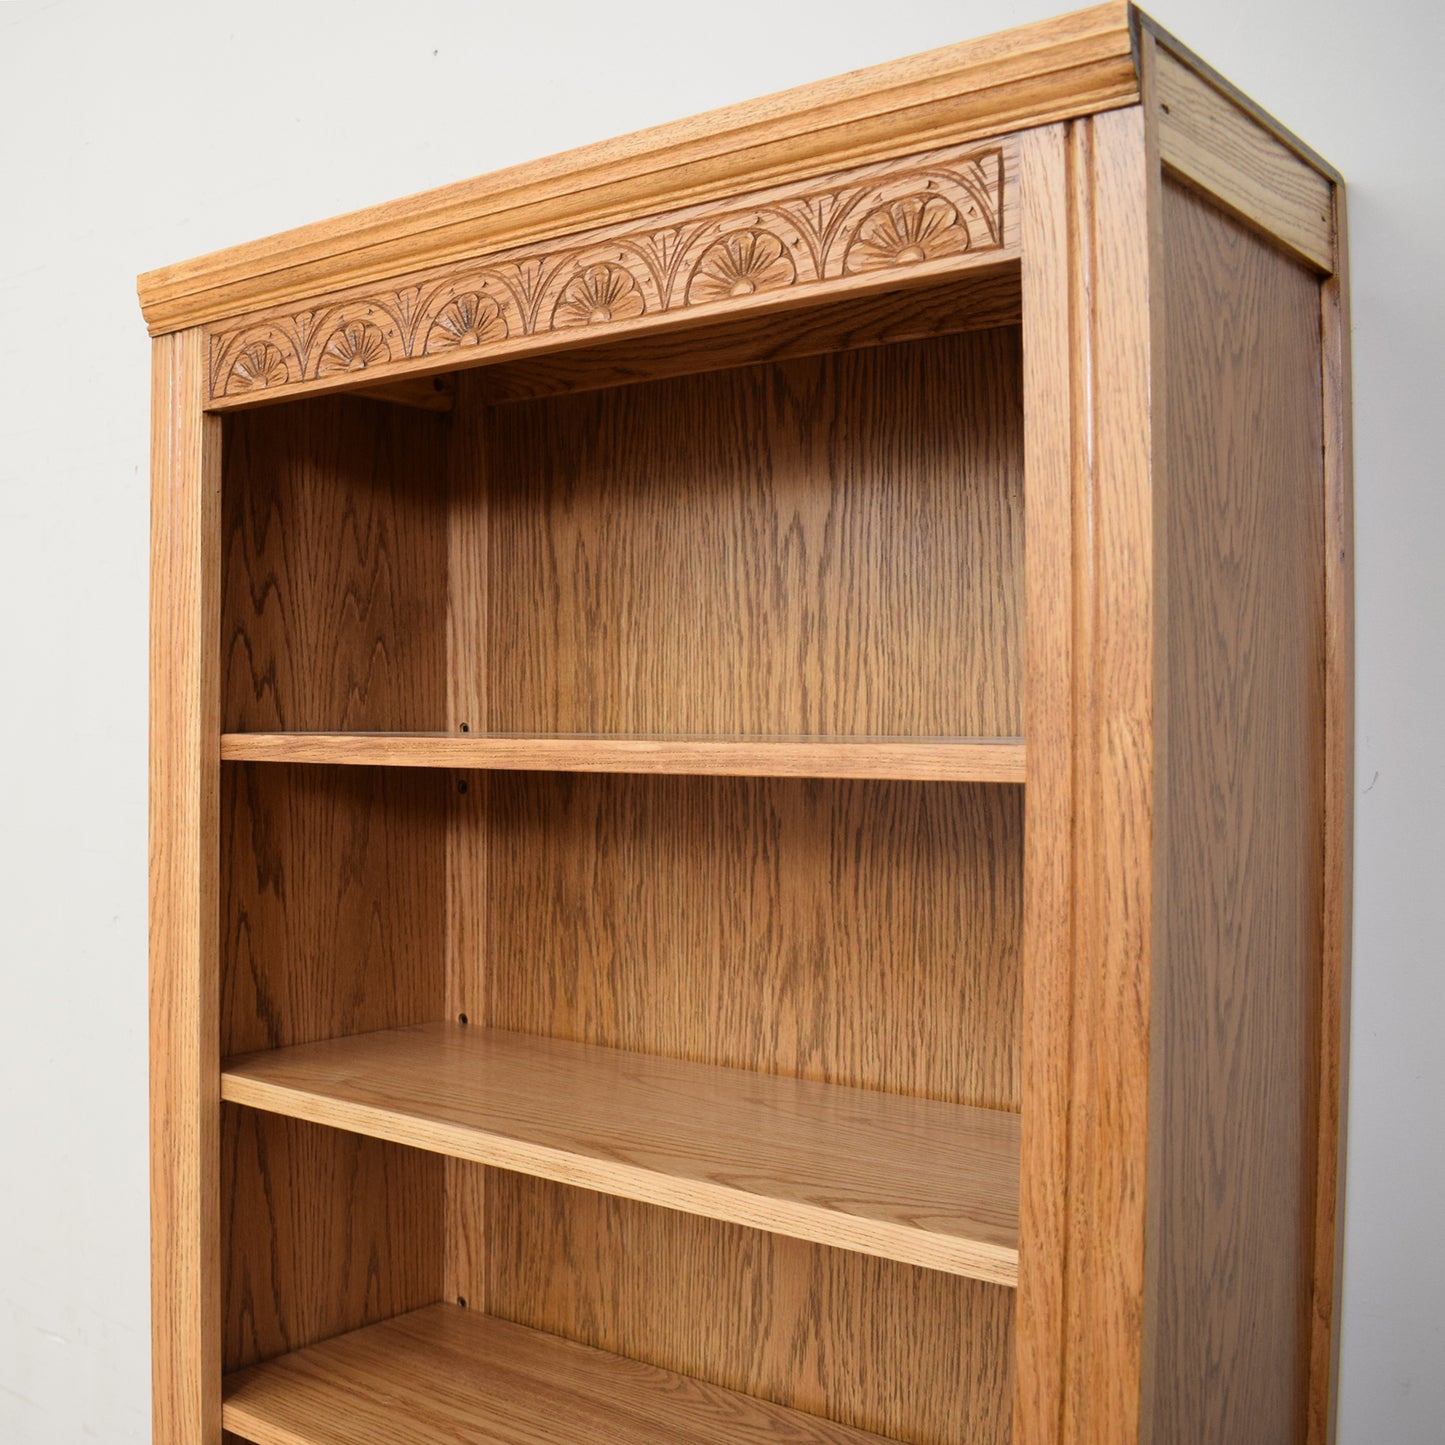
[481,325,1024,737]
[477,772,1022,1108]
[220,395,450,733]
[220,763,448,1056]
[484,1173,1014,1445]
[221,1111,443,1373]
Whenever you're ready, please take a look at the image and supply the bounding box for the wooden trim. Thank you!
[222,1024,1022,1285]
[219,731,1027,783]
[1308,184,1354,1445]
[137,3,1137,335]
[1147,42,1334,273]
[199,139,1016,411]
[148,328,222,1444]
[1136,11,1342,185]
[1015,119,1077,1445]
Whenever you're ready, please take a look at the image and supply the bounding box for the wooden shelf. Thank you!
[222,1023,1020,1286]
[219,731,1026,783]
[222,1304,897,1444]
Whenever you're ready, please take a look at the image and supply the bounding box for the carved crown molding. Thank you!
[139,3,1136,335]
[205,141,1012,407]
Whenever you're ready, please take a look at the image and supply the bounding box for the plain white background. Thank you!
[0,1,1440,1439]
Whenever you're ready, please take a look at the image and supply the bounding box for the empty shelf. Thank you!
[222,1304,898,1444]
[222,1023,1020,1285]
[219,731,1027,782]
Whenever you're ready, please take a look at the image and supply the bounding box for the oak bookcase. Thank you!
[141,6,1353,1443]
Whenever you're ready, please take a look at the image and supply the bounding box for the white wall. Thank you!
[0,1,1439,1439]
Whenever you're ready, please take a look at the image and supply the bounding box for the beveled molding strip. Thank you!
[205,139,1015,409]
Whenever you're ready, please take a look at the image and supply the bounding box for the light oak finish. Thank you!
[485,327,1023,738]
[220,394,449,734]
[1150,44,1334,272]
[1311,190,1354,1445]
[222,1304,898,1445]
[220,731,1027,782]
[1142,178,1326,1445]
[199,139,1017,412]
[221,1111,442,1372]
[222,1023,1021,1284]
[137,4,1136,334]
[482,772,1022,1108]
[1013,120,1076,1445]
[150,327,222,1445]
[475,263,1021,403]
[146,10,1352,1444]
[486,1178,1015,1443]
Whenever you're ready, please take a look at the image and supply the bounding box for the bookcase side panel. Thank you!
[1142,177,1329,1445]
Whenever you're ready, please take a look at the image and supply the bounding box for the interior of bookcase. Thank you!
[216,263,1027,1444]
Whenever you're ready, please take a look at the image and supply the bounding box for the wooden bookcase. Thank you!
[140,6,1352,1443]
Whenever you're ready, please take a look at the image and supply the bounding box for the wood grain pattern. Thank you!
[219,762,450,1373]
[1013,106,1163,1445]
[444,381,491,1317]
[1142,180,1325,1445]
[223,1024,1021,1283]
[137,4,1138,334]
[485,327,1023,737]
[1309,185,1353,1445]
[488,1180,1014,1443]
[200,142,1015,411]
[1152,46,1334,272]
[149,327,223,1445]
[221,393,449,733]
[475,264,1020,404]
[1013,121,1076,1445]
[222,1110,443,1372]
[220,763,447,1056]
[220,731,1027,782]
[483,772,1022,1107]
[222,1304,900,1445]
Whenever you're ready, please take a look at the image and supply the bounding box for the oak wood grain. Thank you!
[219,763,446,1056]
[1143,179,1325,1445]
[1309,186,1353,1445]
[149,327,223,1445]
[220,394,449,733]
[222,1304,900,1445]
[220,731,1027,782]
[484,327,1024,737]
[223,1023,1021,1284]
[219,762,450,1372]
[137,4,1135,333]
[474,265,1021,404]
[1013,120,1076,1445]
[1151,46,1333,272]
[222,1110,442,1372]
[444,384,491,1316]
[483,772,1022,1107]
[488,1180,1014,1443]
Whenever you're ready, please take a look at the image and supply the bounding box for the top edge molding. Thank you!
[138,2,1140,334]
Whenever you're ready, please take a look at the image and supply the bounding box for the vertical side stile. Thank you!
[1309,185,1354,1445]
[1015,102,1161,1445]
[149,327,222,1443]
[1015,119,1077,1445]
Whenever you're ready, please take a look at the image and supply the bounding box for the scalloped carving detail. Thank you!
[425,293,510,352]
[206,143,1006,400]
